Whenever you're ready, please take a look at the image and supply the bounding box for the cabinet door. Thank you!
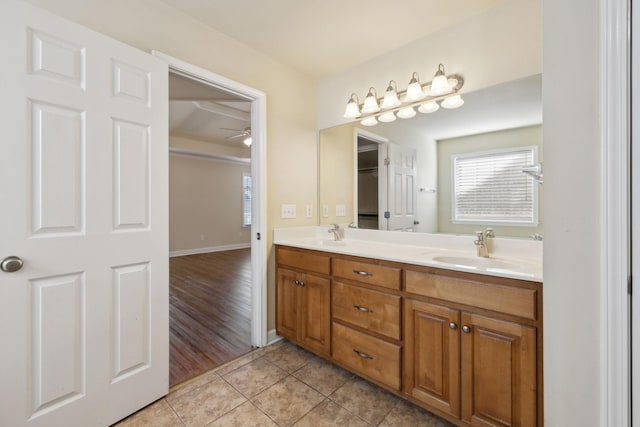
[276,268,299,342]
[460,313,536,427]
[298,273,331,355]
[404,299,461,418]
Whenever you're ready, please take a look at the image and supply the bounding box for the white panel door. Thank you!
[0,1,169,426]
[384,142,417,231]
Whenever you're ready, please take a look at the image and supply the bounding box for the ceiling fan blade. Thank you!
[220,127,243,132]
[225,134,244,140]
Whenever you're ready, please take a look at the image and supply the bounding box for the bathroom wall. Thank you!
[24,0,319,331]
[437,125,543,237]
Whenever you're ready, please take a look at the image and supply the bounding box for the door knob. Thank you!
[1,256,24,273]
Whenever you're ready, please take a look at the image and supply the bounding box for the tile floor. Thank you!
[114,340,454,427]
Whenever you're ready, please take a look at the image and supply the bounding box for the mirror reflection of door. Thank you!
[357,136,417,231]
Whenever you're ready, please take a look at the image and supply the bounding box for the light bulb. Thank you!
[441,94,464,109]
[396,107,416,119]
[380,81,401,109]
[429,63,451,95]
[343,93,361,118]
[361,87,380,114]
[418,101,439,114]
[405,72,425,101]
[243,136,252,147]
[378,111,396,123]
[360,116,378,126]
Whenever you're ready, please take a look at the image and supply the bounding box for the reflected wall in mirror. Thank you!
[318,74,543,238]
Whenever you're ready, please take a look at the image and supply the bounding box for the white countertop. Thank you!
[273,226,543,282]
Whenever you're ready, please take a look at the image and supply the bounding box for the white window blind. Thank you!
[242,173,252,227]
[452,147,537,225]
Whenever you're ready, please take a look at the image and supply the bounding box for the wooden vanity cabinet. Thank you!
[404,268,540,427]
[275,248,331,357]
[275,245,542,427]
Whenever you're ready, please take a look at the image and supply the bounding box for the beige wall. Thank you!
[318,124,356,224]
[169,138,251,253]
[24,0,319,331]
[437,125,543,237]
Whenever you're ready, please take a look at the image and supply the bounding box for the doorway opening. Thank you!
[155,52,267,387]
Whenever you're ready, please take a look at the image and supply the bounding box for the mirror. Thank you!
[318,74,542,238]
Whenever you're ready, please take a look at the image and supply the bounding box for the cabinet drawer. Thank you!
[332,281,401,340]
[277,247,330,275]
[332,258,401,290]
[405,270,538,321]
[332,322,401,390]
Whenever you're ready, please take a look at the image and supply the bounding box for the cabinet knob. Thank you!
[448,322,457,330]
[462,325,471,333]
[294,280,300,285]
[299,281,304,286]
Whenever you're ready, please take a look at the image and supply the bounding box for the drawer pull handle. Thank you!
[353,270,373,276]
[353,349,374,360]
[353,304,374,313]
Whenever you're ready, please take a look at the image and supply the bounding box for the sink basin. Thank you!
[431,255,520,270]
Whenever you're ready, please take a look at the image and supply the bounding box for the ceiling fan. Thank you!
[221,127,252,146]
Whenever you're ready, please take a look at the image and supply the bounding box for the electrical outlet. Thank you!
[336,204,346,217]
[305,205,313,218]
[281,204,297,219]
[322,205,329,218]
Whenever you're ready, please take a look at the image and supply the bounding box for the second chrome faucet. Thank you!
[474,228,495,257]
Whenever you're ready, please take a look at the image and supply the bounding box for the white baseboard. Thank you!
[169,243,250,258]
[267,329,282,346]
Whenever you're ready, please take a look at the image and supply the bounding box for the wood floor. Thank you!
[169,249,253,387]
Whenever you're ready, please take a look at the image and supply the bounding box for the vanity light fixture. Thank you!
[396,107,416,119]
[361,87,381,114]
[342,63,464,127]
[343,93,361,118]
[378,111,397,123]
[381,80,401,109]
[360,116,378,126]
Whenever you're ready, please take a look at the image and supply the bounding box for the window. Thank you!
[242,173,252,227]
[452,147,538,225]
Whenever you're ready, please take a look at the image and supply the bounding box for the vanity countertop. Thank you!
[273,226,542,282]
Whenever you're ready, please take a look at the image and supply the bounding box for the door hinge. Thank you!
[384,157,390,166]
[629,275,632,296]
[256,232,261,240]
[384,211,390,219]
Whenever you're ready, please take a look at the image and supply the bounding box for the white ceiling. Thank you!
[159,0,507,79]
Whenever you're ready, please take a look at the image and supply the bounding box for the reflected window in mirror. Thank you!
[452,146,538,225]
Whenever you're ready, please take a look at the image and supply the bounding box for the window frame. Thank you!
[450,145,539,227]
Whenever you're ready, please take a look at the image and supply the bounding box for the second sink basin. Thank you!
[431,255,520,271]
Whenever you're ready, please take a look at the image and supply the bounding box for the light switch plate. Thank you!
[336,204,346,217]
[281,204,296,219]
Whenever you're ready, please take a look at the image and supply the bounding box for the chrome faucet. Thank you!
[474,228,495,257]
[328,224,342,241]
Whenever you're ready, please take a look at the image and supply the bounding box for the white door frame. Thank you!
[600,0,631,425]
[152,51,268,348]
